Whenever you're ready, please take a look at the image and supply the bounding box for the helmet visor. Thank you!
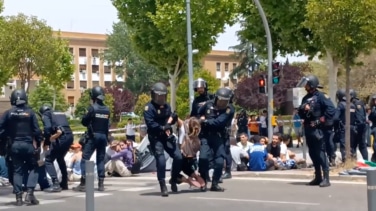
[296,77,309,88]
[216,96,230,110]
[153,93,167,105]
[193,80,206,89]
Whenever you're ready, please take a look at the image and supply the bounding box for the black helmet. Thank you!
[151,82,167,106]
[214,87,232,109]
[10,89,27,106]
[336,88,346,101]
[39,105,51,115]
[193,78,207,92]
[90,86,105,101]
[296,75,319,89]
[224,87,234,103]
[349,89,357,99]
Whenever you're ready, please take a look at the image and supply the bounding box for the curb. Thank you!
[233,172,367,182]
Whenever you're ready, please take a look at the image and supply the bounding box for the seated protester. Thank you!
[277,134,297,169]
[248,135,275,171]
[229,137,249,171]
[237,132,253,151]
[267,133,281,159]
[176,117,205,188]
[68,143,82,181]
[105,140,118,164]
[260,136,267,148]
[105,140,134,177]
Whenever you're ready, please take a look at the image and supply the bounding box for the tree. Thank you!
[105,84,135,121]
[175,69,220,118]
[234,63,306,110]
[305,0,376,160]
[236,0,343,102]
[134,93,151,117]
[28,81,68,113]
[112,0,237,111]
[74,89,115,119]
[0,14,73,93]
[104,22,167,100]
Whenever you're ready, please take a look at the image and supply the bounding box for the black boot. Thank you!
[72,177,85,192]
[98,178,105,192]
[44,180,62,192]
[306,171,322,186]
[168,178,178,193]
[210,182,224,192]
[222,171,232,179]
[24,188,39,205]
[159,180,168,197]
[319,171,331,187]
[60,181,68,190]
[15,193,23,206]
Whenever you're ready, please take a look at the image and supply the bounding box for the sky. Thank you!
[2,0,308,63]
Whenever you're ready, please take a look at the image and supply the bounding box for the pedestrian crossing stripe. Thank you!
[75,193,112,198]
[119,187,155,192]
[0,199,65,210]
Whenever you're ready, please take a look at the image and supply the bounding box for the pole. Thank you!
[367,170,376,211]
[85,161,95,211]
[186,0,194,113]
[253,0,273,142]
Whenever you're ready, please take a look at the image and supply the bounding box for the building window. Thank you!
[79,48,86,57]
[68,96,74,105]
[233,63,237,70]
[216,62,221,72]
[66,81,74,89]
[225,63,229,72]
[104,66,111,74]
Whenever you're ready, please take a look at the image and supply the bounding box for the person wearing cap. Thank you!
[297,75,335,188]
[73,86,110,192]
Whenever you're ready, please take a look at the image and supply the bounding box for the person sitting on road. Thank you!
[175,117,205,188]
[277,135,306,169]
[237,132,253,152]
[230,137,249,171]
[67,143,82,181]
[248,135,275,171]
[105,140,134,177]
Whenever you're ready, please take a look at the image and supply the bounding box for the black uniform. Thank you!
[40,105,73,192]
[198,87,235,192]
[143,82,182,197]
[222,87,235,180]
[0,89,42,205]
[350,89,368,160]
[297,75,335,188]
[73,86,110,192]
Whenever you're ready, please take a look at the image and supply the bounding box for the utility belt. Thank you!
[55,126,72,135]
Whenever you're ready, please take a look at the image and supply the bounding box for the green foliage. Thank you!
[305,0,376,65]
[134,93,151,117]
[116,118,143,128]
[28,81,69,112]
[112,0,237,110]
[74,89,115,119]
[175,69,220,118]
[237,0,320,59]
[104,22,167,99]
[0,14,73,92]
[68,119,87,132]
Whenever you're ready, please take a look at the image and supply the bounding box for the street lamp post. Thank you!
[186,0,194,113]
[253,0,274,142]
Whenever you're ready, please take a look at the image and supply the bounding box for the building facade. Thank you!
[0,31,239,112]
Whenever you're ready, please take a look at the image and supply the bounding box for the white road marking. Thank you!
[119,187,155,192]
[230,177,366,185]
[190,197,320,206]
[75,193,112,198]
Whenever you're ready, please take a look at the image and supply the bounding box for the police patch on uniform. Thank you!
[207,109,210,114]
[357,105,361,109]
[157,110,160,114]
[226,108,230,114]
[144,106,148,111]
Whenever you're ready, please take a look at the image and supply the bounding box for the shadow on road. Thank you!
[139,189,202,196]
[288,182,308,186]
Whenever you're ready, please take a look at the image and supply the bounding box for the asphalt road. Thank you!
[0,176,368,211]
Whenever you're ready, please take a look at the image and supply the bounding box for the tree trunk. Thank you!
[52,87,57,110]
[326,50,339,103]
[169,73,177,112]
[345,56,351,160]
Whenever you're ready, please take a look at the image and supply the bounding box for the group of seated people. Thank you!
[230,132,306,171]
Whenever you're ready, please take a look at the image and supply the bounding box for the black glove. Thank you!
[162,124,172,131]
[170,111,178,124]
[199,119,207,126]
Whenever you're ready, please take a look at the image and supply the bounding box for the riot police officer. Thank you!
[297,75,335,187]
[333,88,353,162]
[39,105,73,192]
[222,87,235,179]
[198,87,235,191]
[349,89,368,160]
[0,89,42,205]
[144,82,182,197]
[73,86,110,192]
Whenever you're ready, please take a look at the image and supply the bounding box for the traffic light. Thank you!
[259,75,267,94]
[272,62,281,84]
[271,115,277,126]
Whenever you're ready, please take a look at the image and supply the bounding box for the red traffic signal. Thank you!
[259,78,265,87]
[259,76,267,94]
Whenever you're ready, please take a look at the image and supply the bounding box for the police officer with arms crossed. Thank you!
[39,105,73,192]
[190,78,214,183]
[222,87,235,179]
[333,88,350,163]
[198,87,235,191]
[0,89,42,205]
[297,75,335,187]
[73,86,110,192]
[144,82,183,197]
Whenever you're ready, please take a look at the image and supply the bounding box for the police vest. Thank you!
[339,101,356,125]
[52,112,72,133]
[9,107,32,138]
[352,99,366,125]
[91,104,110,134]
